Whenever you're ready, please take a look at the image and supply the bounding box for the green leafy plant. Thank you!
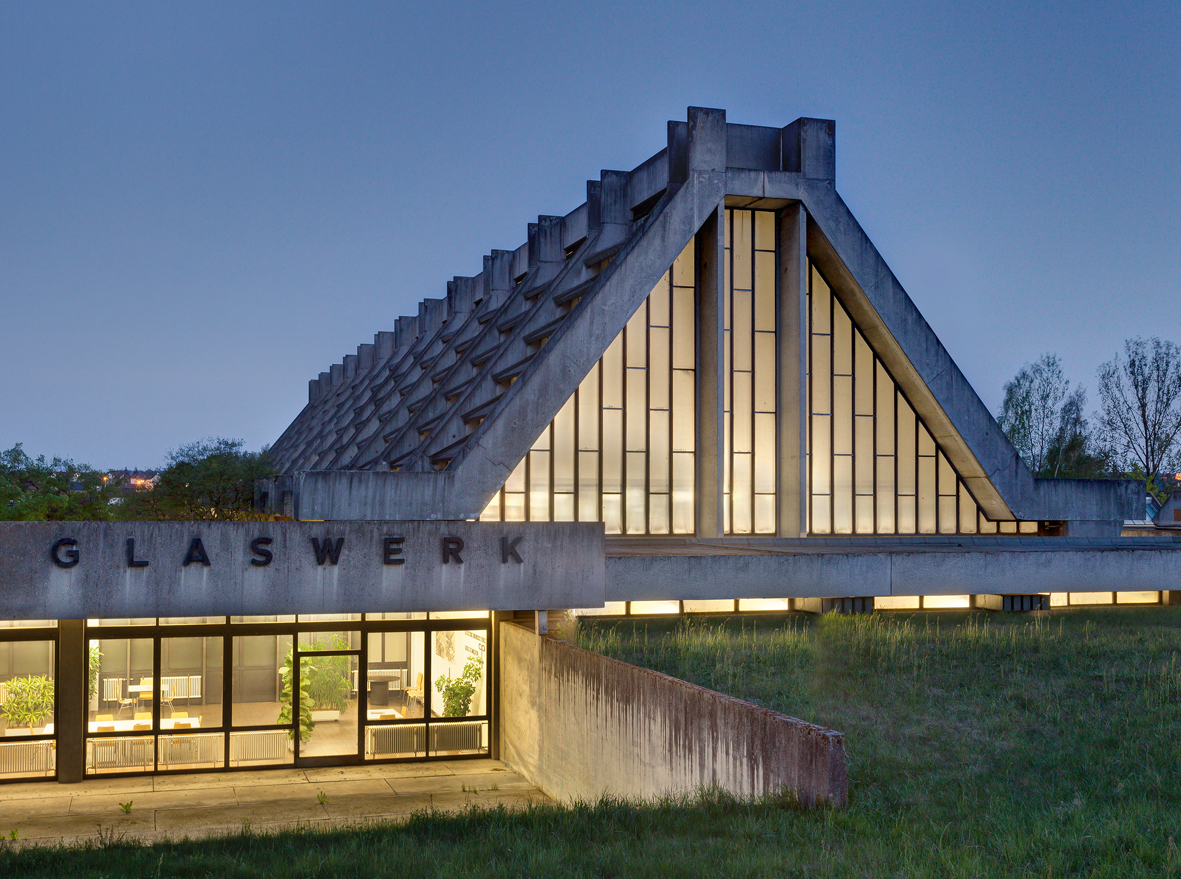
[276,651,315,743]
[119,802,132,814]
[88,644,102,701]
[316,790,328,805]
[303,636,353,714]
[434,656,483,717]
[0,675,54,734]
[7,829,17,840]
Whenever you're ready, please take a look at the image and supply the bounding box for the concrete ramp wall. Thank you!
[499,621,846,806]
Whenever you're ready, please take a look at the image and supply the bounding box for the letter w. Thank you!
[310,537,344,565]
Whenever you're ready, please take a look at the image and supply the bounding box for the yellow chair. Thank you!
[137,677,153,710]
[170,711,188,719]
[96,713,114,721]
[134,711,151,721]
[405,672,424,710]
[133,722,151,731]
[173,721,192,729]
[116,681,136,718]
[96,724,115,733]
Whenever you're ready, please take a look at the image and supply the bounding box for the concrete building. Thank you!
[0,108,1176,796]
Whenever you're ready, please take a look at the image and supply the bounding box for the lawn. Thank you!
[2,608,1180,877]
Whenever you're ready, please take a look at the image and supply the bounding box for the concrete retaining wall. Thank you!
[499,621,846,806]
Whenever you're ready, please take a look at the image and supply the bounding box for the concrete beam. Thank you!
[778,203,808,536]
[696,205,724,538]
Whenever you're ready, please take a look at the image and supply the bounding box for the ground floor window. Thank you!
[76,612,489,777]
[0,623,57,780]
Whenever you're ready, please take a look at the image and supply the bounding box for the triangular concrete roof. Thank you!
[268,108,1135,528]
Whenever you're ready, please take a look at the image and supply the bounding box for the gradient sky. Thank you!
[2,2,1178,469]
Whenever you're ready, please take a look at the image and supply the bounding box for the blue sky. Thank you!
[2,2,1178,468]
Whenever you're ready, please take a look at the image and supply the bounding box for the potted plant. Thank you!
[304,636,353,722]
[88,644,102,713]
[0,675,55,735]
[434,656,483,717]
[276,651,315,744]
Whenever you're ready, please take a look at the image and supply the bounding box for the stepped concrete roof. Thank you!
[268,107,1137,530]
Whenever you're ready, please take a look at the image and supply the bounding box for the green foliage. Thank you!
[316,790,329,806]
[276,651,315,744]
[118,802,132,814]
[118,437,274,521]
[1098,337,1181,494]
[0,444,118,521]
[302,636,354,714]
[997,355,1112,478]
[0,675,55,732]
[434,656,483,717]
[87,645,102,701]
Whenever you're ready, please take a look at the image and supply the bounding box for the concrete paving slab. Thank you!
[303,778,395,799]
[389,771,524,795]
[0,780,60,801]
[0,793,72,820]
[69,786,239,816]
[209,765,309,784]
[233,781,323,806]
[58,775,156,796]
[359,762,457,779]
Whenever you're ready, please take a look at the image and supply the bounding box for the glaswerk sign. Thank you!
[0,521,604,619]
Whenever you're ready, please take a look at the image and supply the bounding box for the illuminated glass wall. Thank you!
[723,209,777,534]
[481,241,697,534]
[806,261,1035,535]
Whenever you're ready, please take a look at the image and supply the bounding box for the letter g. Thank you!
[51,537,80,569]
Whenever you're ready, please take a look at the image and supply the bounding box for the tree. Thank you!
[1097,337,1181,498]
[118,437,274,521]
[997,354,1070,475]
[0,444,118,520]
[1041,387,1113,479]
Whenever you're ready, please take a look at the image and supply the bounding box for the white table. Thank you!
[89,717,202,733]
[366,709,404,721]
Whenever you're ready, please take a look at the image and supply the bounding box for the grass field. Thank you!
[2,608,1180,877]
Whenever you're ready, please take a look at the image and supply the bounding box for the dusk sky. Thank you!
[2,2,1178,469]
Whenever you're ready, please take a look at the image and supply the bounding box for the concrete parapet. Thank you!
[499,621,847,807]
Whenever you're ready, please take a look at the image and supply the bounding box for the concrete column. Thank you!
[778,204,808,536]
[57,619,86,783]
[696,204,725,537]
[489,610,508,760]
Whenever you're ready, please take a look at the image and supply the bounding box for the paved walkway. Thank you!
[0,760,548,847]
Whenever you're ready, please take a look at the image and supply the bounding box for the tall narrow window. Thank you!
[481,240,697,535]
[724,209,777,534]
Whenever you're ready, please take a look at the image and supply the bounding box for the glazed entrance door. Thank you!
[293,631,361,766]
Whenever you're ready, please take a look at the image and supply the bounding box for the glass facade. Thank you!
[481,239,697,534]
[806,260,1036,536]
[724,209,778,534]
[70,612,490,777]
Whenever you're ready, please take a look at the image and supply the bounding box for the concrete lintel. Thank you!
[606,544,1181,602]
